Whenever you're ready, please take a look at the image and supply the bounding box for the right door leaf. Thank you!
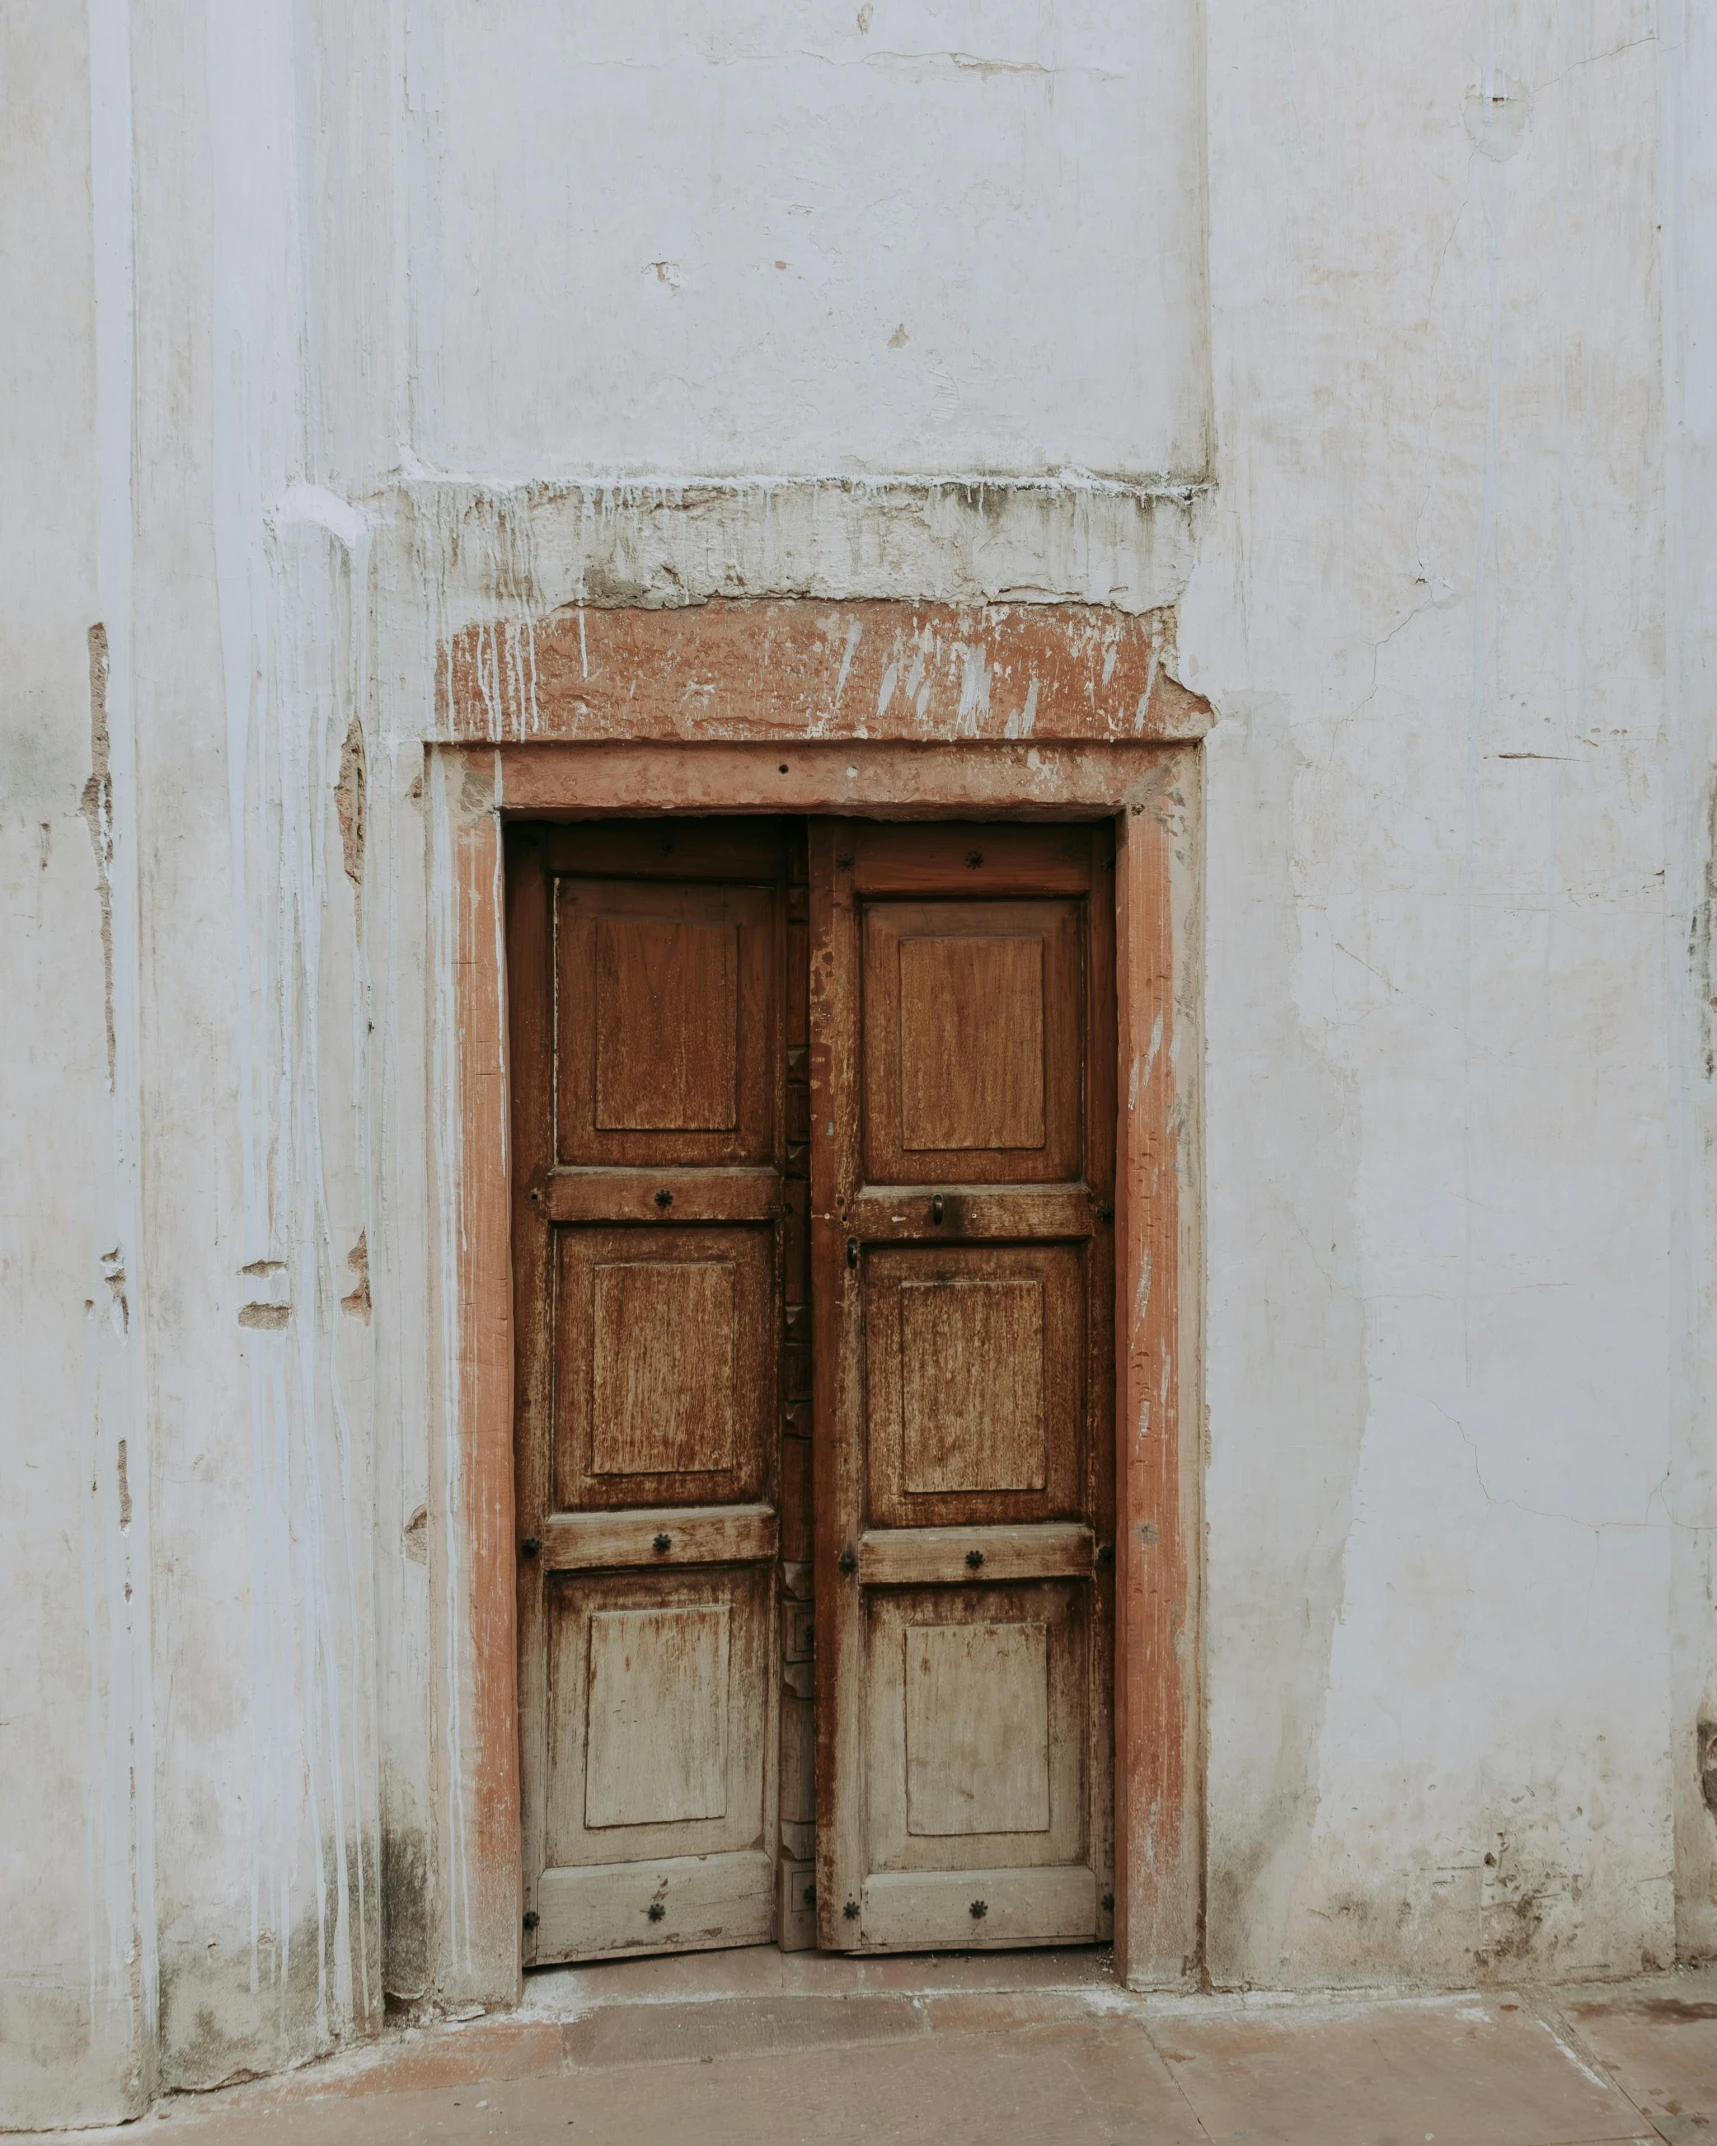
[811,821,1116,1952]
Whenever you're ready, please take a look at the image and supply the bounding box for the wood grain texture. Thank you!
[901,1278,1046,1493]
[853,820,1099,896]
[544,1566,773,1874]
[553,1227,773,1510]
[583,1604,732,1827]
[539,1504,778,1572]
[866,1583,1086,1877]
[904,1623,1051,1837]
[816,820,1112,1954]
[593,914,739,1132]
[859,1866,1097,1950]
[862,1246,1085,1530]
[898,935,1046,1152]
[536,1167,782,1226]
[511,820,786,1966]
[493,742,1187,817]
[862,900,1083,1185]
[1113,790,1198,1984]
[444,601,1212,745]
[844,1186,1096,1242]
[535,1851,775,1961]
[855,1525,1095,1587]
[591,1259,737,1477]
[450,770,522,2001]
[556,878,776,1168]
[809,822,866,1948]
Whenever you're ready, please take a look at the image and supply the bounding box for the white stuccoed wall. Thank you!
[1190,0,1698,1986]
[2,0,1714,2127]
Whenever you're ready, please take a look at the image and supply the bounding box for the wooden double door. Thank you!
[508,818,1115,1964]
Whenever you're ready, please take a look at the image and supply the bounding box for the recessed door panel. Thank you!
[866,1584,1088,1873]
[863,1243,1086,1529]
[545,1566,772,1868]
[905,1620,1050,1836]
[861,899,1084,1185]
[556,876,777,1167]
[553,1225,774,1510]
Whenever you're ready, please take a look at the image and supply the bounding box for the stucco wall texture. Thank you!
[3,0,1714,2128]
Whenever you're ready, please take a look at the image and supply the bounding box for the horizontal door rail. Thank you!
[534,1167,783,1226]
[856,1522,1096,1587]
[539,1503,779,1572]
[843,1186,1101,1242]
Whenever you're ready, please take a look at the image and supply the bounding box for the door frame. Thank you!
[430,718,1205,1998]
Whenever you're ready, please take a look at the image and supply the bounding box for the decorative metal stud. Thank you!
[653,1532,673,1554]
[843,1899,860,1920]
[523,1910,539,1931]
[521,1537,541,1557]
[647,1901,666,1922]
[838,1545,857,1575]
[969,1899,988,1919]
[655,1188,673,1209]
[965,1548,985,1571]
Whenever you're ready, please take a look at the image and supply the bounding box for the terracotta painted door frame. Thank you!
[432,730,1204,2001]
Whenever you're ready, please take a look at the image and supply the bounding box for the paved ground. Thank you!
[65,1951,1717,2144]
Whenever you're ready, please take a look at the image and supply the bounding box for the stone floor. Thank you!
[70,1952,1717,2144]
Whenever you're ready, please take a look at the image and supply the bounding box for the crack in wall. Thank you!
[80,623,116,1092]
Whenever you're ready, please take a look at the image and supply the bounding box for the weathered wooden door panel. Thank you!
[511,822,787,1964]
[811,821,1115,1953]
[552,1224,774,1510]
[860,899,1085,1184]
[543,1567,774,1861]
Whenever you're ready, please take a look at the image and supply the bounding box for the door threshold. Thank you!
[518,1942,1116,2018]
